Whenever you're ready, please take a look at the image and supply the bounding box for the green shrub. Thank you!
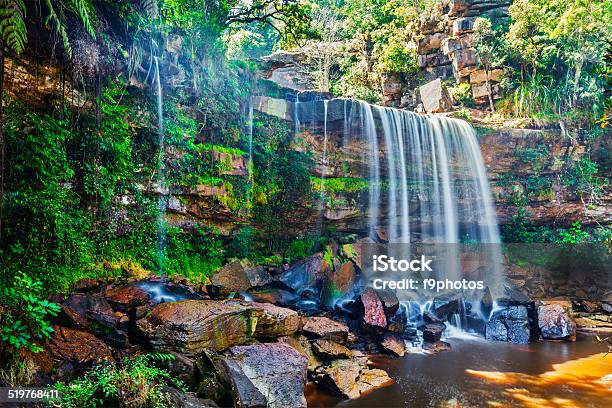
[54,353,185,408]
[0,273,60,354]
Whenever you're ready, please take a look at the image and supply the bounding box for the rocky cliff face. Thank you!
[382,0,510,108]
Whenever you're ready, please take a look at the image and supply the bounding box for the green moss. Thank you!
[311,177,370,194]
[199,143,247,156]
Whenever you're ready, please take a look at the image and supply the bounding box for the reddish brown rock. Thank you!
[252,302,302,338]
[315,359,393,399]
[380,333,406,357]
[49,326,114,365]
[210,260,272,293]
[312,339,352,360]
[104,284,150,312]
[301,317,349,343]
[358,288,387,330]
[136,299,260,354]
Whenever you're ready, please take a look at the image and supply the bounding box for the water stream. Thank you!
[153,56,167,275]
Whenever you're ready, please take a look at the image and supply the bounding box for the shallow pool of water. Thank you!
[307,334,612,408]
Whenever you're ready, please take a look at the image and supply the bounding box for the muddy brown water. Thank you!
[306,333,612,408]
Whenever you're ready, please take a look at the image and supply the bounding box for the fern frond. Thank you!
[0,0,28,54]
[139,0,159,19]
[45,0,72,57]
[68,0,96,39]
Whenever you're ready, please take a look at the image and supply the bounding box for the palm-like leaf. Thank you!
[0,0,27,54]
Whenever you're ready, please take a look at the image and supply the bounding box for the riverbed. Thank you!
[307,333,612,408]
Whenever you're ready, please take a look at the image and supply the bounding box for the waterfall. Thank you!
[317,100,329,233]
[247,96,254,212]
[292,97,503,297]
[153,56,167,275]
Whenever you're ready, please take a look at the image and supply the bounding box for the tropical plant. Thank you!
[0,272,60,354]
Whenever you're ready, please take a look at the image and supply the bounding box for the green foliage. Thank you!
[54,353,185,408]
[448,83,472,107]
[561,156,609,204]
[0,273,60,354]
[503,0,610,120]
[558,221,590,244]
[0,0,27,54]
[312,177,369,194]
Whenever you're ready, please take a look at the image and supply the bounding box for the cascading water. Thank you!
[153,56,167,275]
[316,100,329,233]
[302,97,504,336]
[247,96,254,212]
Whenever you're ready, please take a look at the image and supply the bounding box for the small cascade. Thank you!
[153,56,167,275]
[247,96,254,212]
[316,100,329,233]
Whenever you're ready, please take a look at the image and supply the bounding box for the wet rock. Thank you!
[419,78,453,113]
[104,284,150,312]
[252,302,302,338]
[136,299,259,354]
[357,288,387,330]
[485,305,531,344]
[423,310,444,324]
[221,343,309,408]
[572,300,601,314]
[422,322,446,342]
[248,287,296,305]
[321,261,357,308]
[423,340,451,353]
[433,297,460,320]
[480,287,494,318]
[536,300,576,341]
[195,375,228,404]
[315,359,393,399]
[387,307,407,334]
[63,293,118,328]
[280,253,331,293]
[49,326,114,366]
[211,260,272,293]
[313,339,352,360]
[55,304,90,330]
[376,289,400,317]
[164,386,219,408]
[280,335,325,371]
[301,316,349,343]
[380,333,406,357]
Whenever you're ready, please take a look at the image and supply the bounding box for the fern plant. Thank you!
[0,0,96,56]
[0,0,27,54]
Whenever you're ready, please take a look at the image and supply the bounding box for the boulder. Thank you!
[164,387,219,408]
[536,300,576,341]
[251,302,302,338]
[221,343,309,408]
[321,261,356,308]
[210,260,272,293]
[485,305,531,344]
[72,278,99,293]
[136,299,259,354]
[419,78,453,113]
[301,316,349,343]
[380,333,406,357]
[49,326,114,366]
[423,322,446,342]
[376,290,400,317]
[423,340,452,353]
[387,307,407,334]
[357,288,387,330]
[315,359,393,399]
[63,293,118,328]
[312,339,352,360]
[104,284,150,312]
[280,253,331,292]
